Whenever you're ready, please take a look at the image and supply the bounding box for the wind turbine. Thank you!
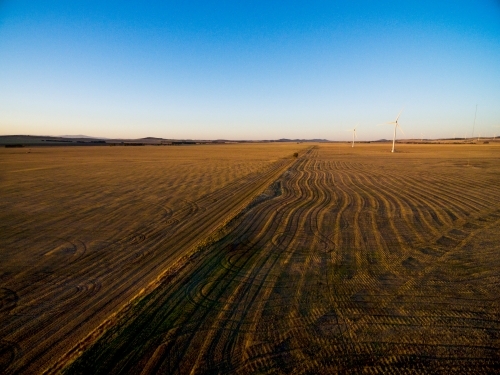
[346,127,357,148]
[383,109,405,153]
[493,126,500,139]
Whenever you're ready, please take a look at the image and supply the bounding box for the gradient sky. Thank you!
[1,1,499,140]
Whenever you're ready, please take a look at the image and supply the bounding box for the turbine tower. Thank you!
[346,127,357,148]
[385,109,404,153]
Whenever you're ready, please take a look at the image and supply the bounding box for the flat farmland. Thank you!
[0,143,303,374]
[1,143,500,374]
[64,143,500,375]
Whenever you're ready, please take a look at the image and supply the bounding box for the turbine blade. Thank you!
[398,124,405,136]
[396,108,404,121]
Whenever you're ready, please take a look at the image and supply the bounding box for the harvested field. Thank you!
[1,143,500,374]
[0,144,303,374]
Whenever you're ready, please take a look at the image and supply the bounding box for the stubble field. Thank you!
[1,143,499,374]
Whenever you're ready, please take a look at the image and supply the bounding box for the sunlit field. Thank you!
[1,143,499,374]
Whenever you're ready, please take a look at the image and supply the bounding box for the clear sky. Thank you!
[1,1,499,140]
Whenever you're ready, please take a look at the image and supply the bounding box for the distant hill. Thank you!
[0,135,343,147]
[59,135,108,139]
[0,135,107,146]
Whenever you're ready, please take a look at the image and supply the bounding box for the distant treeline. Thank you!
[42,139,73,143]
[171,141,196,145]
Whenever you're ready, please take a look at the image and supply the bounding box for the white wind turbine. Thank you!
[383,109,405,153]
[346,127,357,147]
[493,126,500,139]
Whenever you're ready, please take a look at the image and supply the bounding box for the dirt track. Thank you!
[61,144,500,374]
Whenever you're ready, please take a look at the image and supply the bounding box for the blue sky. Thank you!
[1,1,499,140]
